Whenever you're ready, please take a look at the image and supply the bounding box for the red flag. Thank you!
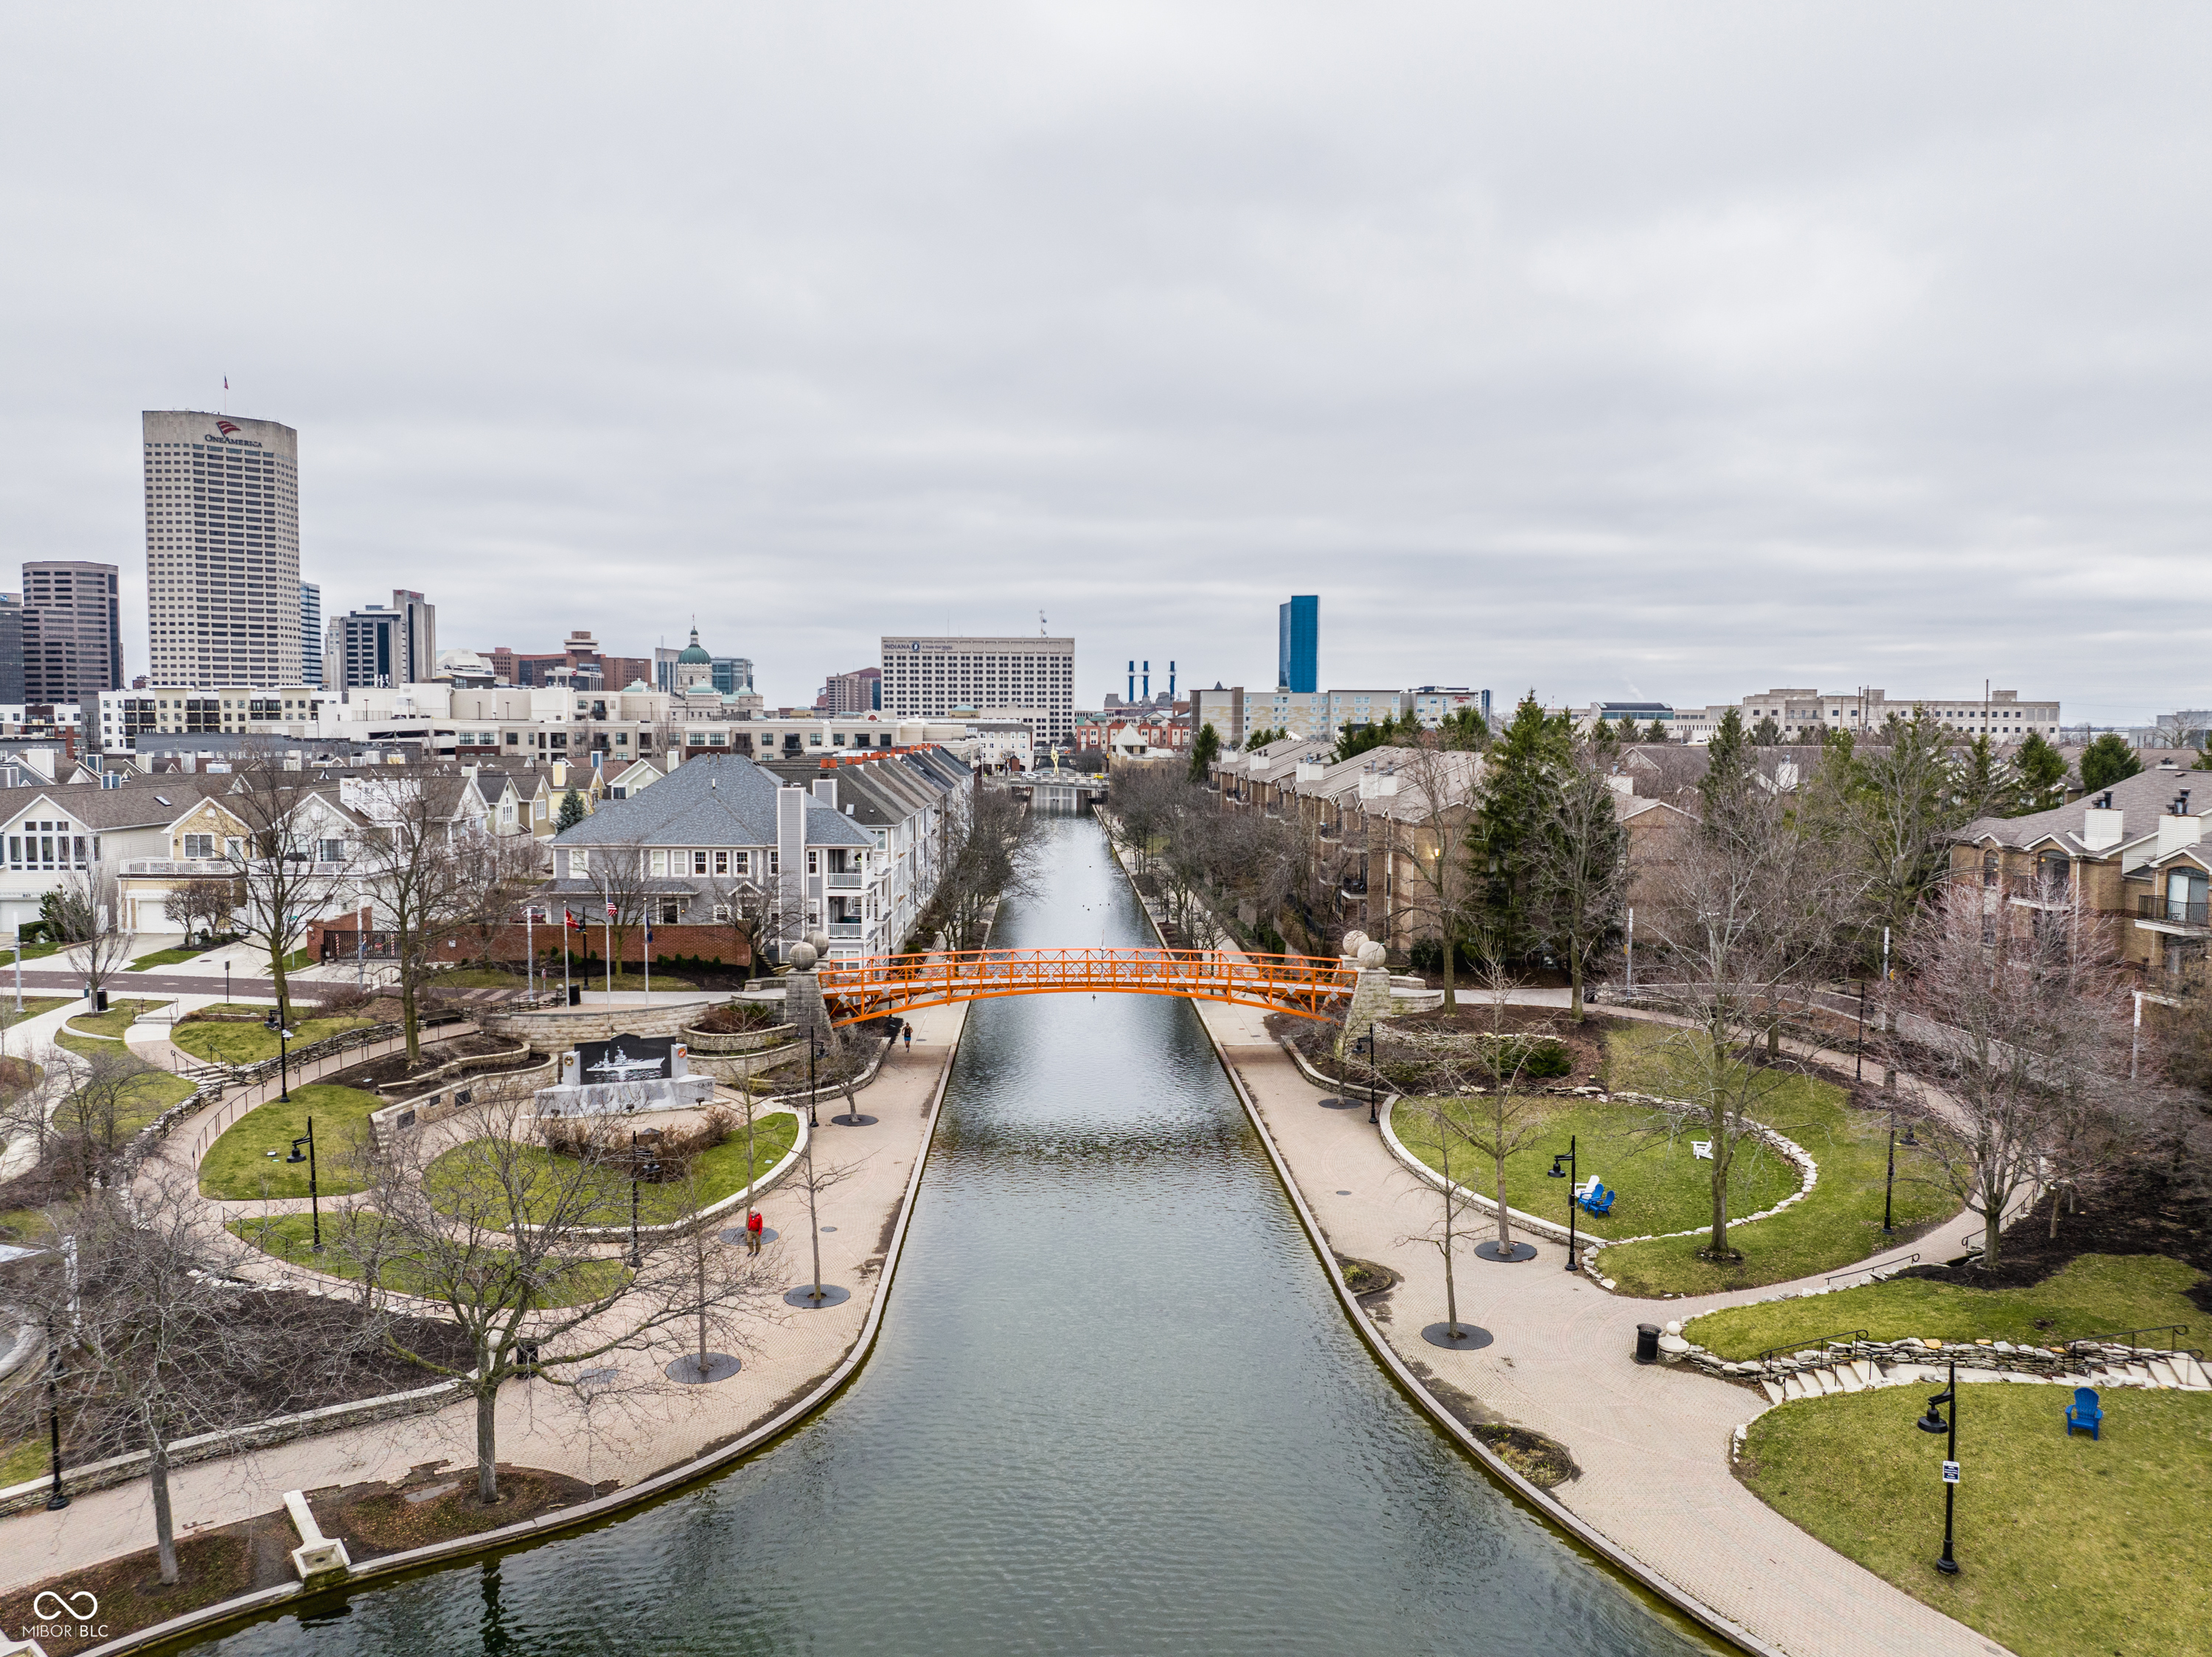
[565,907,583,932]
[605,903,616,919]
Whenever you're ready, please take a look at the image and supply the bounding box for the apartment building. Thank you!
[23,562,123,706]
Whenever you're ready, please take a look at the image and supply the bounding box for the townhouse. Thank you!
[1952,759,2212,989]
[547,748,973,962]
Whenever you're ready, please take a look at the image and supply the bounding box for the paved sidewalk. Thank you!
[0,1000,966,1599]
[1196,995,2008,1657]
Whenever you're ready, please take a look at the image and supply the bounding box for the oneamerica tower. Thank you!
[142,410,302,688]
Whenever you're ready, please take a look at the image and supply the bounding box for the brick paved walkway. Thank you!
[0,1000,967,1599]
[1196,993,2012,1657]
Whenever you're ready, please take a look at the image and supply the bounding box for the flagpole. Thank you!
[563,909,571,1005]
[525,906,534,999]
[605,907,613,1004]
[644,914,651,998]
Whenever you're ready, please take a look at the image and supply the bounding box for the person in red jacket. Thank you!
[745,1209,764,1255]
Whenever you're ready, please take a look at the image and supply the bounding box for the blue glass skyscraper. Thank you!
[1278,595,1318,692]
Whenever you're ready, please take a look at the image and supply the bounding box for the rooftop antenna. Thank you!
[1040,609,1048,636]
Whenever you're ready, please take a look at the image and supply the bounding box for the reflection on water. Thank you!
[193,814,1711,1657]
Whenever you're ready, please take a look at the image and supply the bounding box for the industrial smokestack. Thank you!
[1127,659,1135,704]
[1143,661,1150,700]
[1169,661,1176,700]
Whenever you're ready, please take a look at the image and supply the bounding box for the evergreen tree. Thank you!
[556,788,588,833]
[1750,714,1781,746]
[1187,721,1221,784]
[1644,718,1672,743]
[2008,733,2068,815]
[1958,732,2002,819]
[2079,732,2141,793]
[1439,707,1489,751]
[1471,694,1573,959]
[1699,708,1756,819]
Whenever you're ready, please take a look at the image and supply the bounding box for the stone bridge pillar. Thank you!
[784,934,846,1058]
[1335,931,1394,1055]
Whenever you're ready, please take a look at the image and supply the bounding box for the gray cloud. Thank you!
[3,3,2207,720]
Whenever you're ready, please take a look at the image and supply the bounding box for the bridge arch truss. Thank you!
[815,946,1355,1026]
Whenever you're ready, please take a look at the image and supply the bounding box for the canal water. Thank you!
[194,815,1711,1656]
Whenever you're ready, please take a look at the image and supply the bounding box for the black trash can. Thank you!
[95,989,109,1012]
[1635,1324,1660,1364]
[567,982,582,1007]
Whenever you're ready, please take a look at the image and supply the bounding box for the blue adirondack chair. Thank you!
[1579,1184,1615,1217]
[2065,1387,2101,1440]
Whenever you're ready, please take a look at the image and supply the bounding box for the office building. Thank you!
[142,411,302,687]
[1278,596,1318,693]
[327,591,435,690]
[880,636,1075,743]
[712,656,753,696]
[821,666,881,713]
[299,582,321,686]
[0,594,23,706]
[1194,684,1245,748]
[22,560,123,706]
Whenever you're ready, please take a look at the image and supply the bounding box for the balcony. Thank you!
[825,870,864,889]
[1340,875,1368,897]
[827,921,864,938]
[2137,894,2210,932]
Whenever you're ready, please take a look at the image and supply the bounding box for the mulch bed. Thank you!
[1266,1006,1621,1091]
[1404,1365,1582,1487]
[0,1515,296,1656]
[1899,1157,2212,1309]
[0,1462,596,1654]
[1332,1251,1399,1297]
[310,1462,599,1560]
[318,1035,538,1092]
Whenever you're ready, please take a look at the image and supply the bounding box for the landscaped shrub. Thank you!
[690,1000,786,1034]
[538,1103,737,1178]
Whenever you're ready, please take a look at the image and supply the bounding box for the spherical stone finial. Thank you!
[789,942,818,970]
[1357,941,1388,970]
[1342,930,1369,958]
[807,928,832,953]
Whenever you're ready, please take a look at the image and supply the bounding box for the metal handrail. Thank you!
[1828,1254,1916,1286]
[1754,1327,1869,1364]
[814,943,1357,1024]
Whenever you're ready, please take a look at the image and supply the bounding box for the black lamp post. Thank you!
[807,1036,828,1128]
[263,1012,295,1103]
[629,1128,664,1268]
[43,1313,67,1510]
[1882,1113,1917,1235]
[1916,1362,1961,1575]
[1352,1024,1378,1123]
[1855,980,1866,1083]
[285,1120,321,1252]
[1547,1136,1579,1271]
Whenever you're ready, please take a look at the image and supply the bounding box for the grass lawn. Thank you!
[0,996,71,1026]
[227,1209,627,1307]
[1585,1026,1957,1296]
[422,1111,801,1226]
[0,1434,49,1490]
[0,942,64,965]
[1397,1098,1802,1242]
[46,1014,200,1137]
[198,1083,385,1200]
[1686,1253,2208,1360]
[1740,1384,2212,1657]
[128,945,209,970]
[170,1014,372,1066]
[63,998,173,1040]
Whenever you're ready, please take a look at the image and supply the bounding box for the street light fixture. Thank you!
[43,1313,67,1510]
[629,1128,664,1268]
[263,1012,296,1102]
[1352,1024,1379,1123]
[284,1119,322,1252]
[1882,1111,1919,1235]
[807,1035,828,1128]
[1915,1362,1961,1575]
[1547,1135,1579,1271]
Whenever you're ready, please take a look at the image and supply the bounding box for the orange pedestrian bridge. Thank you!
[815,945,1357,1026]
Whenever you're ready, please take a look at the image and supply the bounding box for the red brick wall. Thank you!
[308,920,751,967]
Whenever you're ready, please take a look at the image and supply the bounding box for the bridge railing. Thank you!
[815,945,1356,1018]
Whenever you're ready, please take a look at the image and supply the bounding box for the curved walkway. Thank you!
[0,999,967,1605]
[1197,990,2011,1657]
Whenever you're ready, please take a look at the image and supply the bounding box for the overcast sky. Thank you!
[4,4,2207,722]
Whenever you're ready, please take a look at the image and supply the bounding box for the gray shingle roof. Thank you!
[550,753,873,848]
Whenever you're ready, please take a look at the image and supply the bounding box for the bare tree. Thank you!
[931,784,1036,953]
[1884,878,2132,1272]
[452,830,546,970]
[1378,743,1484,1011]
[1399,1089,1489,1341]
[161,875,242,947]
[52,863,133,1005]
[223,744,352,1027]
[576,839,653,989]
[1454,957,1561,1251]
[1531,735,1627,1022]
[781,1136,863,1308]
[347,769,490,1063]
[1643,788,1861,1258]
[22,1172,299,1585]
[355,1084,777,1504]
[49,1043,148,1189]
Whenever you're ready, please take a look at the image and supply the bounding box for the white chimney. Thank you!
[2157,812,2202,860]
[1357,769,1400,800]
[1295,760,1328,782]
[2080,807,2124,852]
[1607,774,1635,796]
